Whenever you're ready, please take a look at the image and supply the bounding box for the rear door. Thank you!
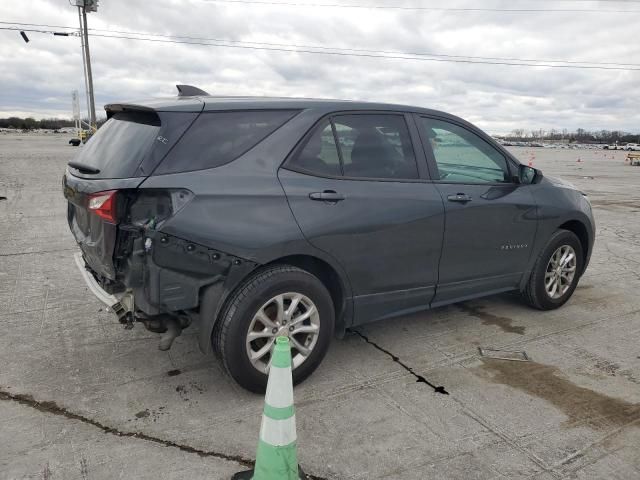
[278,112,445,325]
[415,115,538,305]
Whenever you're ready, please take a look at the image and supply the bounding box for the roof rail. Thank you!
[176,84,210,97]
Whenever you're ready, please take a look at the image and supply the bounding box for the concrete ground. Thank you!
[1,133,639,480]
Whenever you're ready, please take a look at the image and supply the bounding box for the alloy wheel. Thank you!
[544,245,577,299]
[245,292,320,373]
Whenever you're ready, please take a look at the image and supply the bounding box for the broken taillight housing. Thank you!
[128,189,194,229]
[88,190,117,222]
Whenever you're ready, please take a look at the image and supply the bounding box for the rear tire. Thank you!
[213,265,335,393]
[522,230,583,310]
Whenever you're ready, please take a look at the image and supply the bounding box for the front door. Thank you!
[278,113,445,325]
[416,115,538,306]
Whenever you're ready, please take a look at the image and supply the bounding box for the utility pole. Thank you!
[74,0,99,132]
[81,5,96,130]
[77,6,91,126]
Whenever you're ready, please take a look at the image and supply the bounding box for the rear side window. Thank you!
[156,110,298,174]
[71,111,160,179]
[287,114,419,180]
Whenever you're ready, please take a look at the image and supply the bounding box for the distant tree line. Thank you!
[0,117,107,130]
[504,128,640,144]
[0,117,75,130]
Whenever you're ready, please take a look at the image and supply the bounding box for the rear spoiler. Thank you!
[104,86,208,118]
[104,104,155,119]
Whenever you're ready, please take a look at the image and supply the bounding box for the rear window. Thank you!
[155,110,298,175]
[72,111,161,179]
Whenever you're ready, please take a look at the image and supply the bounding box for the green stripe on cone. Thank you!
[271,337,292,368]
[263,403,295,420]
[232,336,308,480]
[254,440,300,480]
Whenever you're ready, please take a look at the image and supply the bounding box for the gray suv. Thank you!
[63,85,595,392]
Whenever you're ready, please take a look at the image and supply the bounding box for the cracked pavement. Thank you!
[1,134,639,479]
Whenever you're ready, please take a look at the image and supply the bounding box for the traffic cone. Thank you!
[232,337,308,480]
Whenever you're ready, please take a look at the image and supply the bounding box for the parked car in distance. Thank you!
[63,85,596,392]
[625,143,640,151]
[604,143,631,150]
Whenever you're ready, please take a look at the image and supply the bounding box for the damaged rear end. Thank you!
[63,100,206,348]
[64,93,300,353]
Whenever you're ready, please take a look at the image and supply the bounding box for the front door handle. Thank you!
[447,193,472,203]
[309,190,345,202]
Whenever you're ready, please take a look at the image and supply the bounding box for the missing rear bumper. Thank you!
[74,252,189,349]
[73,252,134,324]
[74,252,119,307]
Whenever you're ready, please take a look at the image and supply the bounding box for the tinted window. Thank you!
[421,118,511,183]
[157,110,298,174]
[333,115,418,180]
[288,120,341,176]
[71,111,160,179]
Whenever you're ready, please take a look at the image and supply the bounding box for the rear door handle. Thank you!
[309,191,345,202]
[447,193,472,203]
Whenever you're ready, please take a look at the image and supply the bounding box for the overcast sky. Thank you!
[1,0,639,134]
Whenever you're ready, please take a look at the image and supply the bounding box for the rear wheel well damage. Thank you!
[197,254,349,354]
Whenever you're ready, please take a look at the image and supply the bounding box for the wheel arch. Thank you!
[197,251,353,354]
[520,214,594,292]
[558,219,590,270]
[263,254,350,332]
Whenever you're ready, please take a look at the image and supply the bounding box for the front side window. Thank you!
[421,117,511,184]
[333,114,419,180]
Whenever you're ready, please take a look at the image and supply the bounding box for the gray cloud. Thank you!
[0,0,638,133]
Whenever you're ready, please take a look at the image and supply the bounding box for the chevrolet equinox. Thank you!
[63,85,595,392]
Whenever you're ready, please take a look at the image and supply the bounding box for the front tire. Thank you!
[213,265,335,393]
[522,230,583,310]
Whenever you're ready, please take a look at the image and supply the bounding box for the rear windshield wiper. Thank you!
[68,161,100,175]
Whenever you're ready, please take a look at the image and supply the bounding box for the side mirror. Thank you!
[518,164,542,184]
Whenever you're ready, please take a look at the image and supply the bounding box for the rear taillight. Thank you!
[88,190,117,222]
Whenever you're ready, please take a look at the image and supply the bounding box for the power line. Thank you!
[3,23,639,71]
[0,26,77,36]
[196,0,640,13]
[0,21,78,30]
[541,0,640,2]
[503,0,640,3]
[86,32,640,71]
[415,0,640,2]
[84,27,640,68]
[3,22,638,68]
